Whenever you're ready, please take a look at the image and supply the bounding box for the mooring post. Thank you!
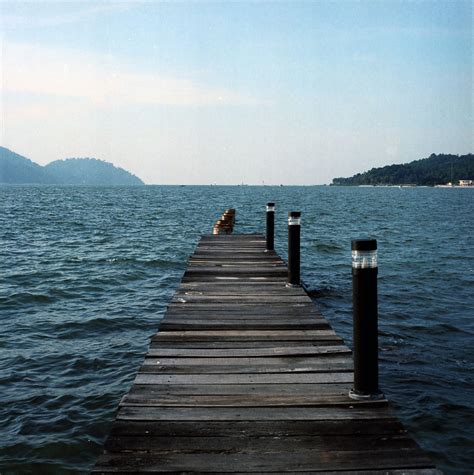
[213,209,236,234]
[266,202,275,252]
[349,238,384,400]
[287,211,301,287]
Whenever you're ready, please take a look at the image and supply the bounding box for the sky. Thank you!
[0,1,472,185]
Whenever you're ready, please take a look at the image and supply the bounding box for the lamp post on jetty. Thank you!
[287,211,301,287]
[266,202,275,252]
[349,238,384,400]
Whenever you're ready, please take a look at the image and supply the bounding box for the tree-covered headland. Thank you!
[0,147,144,185]
[332,154,473,186]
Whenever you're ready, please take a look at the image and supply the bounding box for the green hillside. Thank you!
[0,147,144,185]
[45,158,144,185]
[0,147,58,184]
[332,154,473,186]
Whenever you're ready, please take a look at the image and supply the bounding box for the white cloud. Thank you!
[1,42,256,111]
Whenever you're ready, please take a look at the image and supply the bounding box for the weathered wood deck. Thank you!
[94,234,439,474]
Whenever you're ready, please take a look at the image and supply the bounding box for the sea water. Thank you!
[0,185,472,474]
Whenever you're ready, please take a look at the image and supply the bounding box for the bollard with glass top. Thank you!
[349,238,384,400]
[266,202,275,252]
[287,211,301,287]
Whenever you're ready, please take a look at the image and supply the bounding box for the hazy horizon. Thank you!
[1,1,472,185]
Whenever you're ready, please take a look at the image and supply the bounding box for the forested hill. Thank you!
[332,154,473,186]
[0,147,56,184]
[45,158,144,185]
[0,147,144,185]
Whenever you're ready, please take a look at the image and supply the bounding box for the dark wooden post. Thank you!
[349,238,384,400]
[287,211,301,287]
[266,202,275,251]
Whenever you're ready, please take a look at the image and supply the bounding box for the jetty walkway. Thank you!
[94,233,438,473]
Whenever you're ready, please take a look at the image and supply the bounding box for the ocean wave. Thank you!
[305,286,345,299]
[405,322,472,336]
[51,316,148,338]
[96,256,180,269]
[0,292,55,307]
[1,185,472,474]
[311,242,343,253]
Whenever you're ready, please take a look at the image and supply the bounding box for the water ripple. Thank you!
[0,185,472,474]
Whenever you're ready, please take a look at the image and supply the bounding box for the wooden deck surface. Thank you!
[93,234,439,474]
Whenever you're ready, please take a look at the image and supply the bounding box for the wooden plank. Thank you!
[176,291,304,298]
[93,450,435,472]
[159,319,329,330]
[119,394,382,408]
[149,340,345,349]
[176,287,307,293]
[133,372,353,385]
[119,395,383,408]
[163,310,322,317]
[116,405,395,421]
[171,294,311,301]
[189,260,279,264]
[160,317,326,324]
[138,362,353,374]
[103,434,418,453]
[151,335,341,342]
[121,384,359,405]
[94,232,436,474]
[183,271,288,278]
[151,330,340,342]
[141,355,353,366]
[177,287,308,295]
[146,345,349,356]
[182,276,288,283]
[188,259,285,264]
[154,330,338,337]
[107,419,408,437]
[165,306,322,315]
[186,266,287,271]
[164,309,323,316]
[166,302,319,309]
[170,302,315,309]
[161,315,325,322]
[125,383,353,397]
[170,297,312,304]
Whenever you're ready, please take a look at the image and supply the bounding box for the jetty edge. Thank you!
[93,215,439,473]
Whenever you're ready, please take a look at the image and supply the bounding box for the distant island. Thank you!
[332,153,473,186]
[0,147,144,185]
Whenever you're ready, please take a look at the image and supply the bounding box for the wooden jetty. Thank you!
[94,233,439,473]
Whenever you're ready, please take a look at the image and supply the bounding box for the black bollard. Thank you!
[287,211,301,287]
[349,238,384,400]
[266,202,275,252]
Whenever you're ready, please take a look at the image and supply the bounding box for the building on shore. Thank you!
[436,179,473,188]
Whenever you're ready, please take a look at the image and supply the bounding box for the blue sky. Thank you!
[0,1,471,184]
